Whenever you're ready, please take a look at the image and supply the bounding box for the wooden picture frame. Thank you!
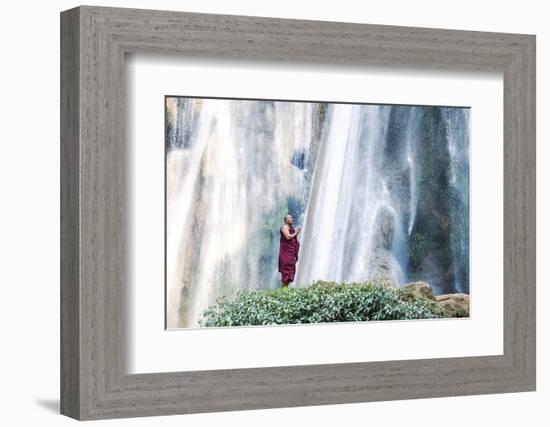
[60,5,536,420]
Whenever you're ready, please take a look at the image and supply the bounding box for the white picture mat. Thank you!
[126,54,503,374]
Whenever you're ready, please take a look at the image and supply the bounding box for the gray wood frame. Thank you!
[60,5,536,421]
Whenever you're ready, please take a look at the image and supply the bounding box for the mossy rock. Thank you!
[398,281,435,301]
[435,293,470,318]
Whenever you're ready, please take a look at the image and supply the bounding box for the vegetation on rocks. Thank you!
[199,280,467,327]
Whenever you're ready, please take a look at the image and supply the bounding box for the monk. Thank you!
[278,214,301,287]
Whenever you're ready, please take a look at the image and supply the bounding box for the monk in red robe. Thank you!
[278,214,301,287]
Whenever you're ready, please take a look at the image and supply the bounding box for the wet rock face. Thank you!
[367,205,401,286]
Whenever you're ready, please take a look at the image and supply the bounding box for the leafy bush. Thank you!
[199,281,451,327]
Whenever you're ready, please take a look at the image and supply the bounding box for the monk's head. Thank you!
[284,214,293,225]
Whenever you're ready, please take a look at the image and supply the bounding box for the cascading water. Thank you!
[166,98,320,327]
[297,104,406,286]
[166,98,469,328]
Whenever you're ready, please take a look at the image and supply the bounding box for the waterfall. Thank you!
[296,105,417,287]
[166,98,470,327]
[166,98,317,327]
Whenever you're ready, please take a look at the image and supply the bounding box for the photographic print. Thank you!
[165,96,470,329]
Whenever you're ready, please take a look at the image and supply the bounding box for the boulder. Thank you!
[400,281,434,300]
[398,282,470,317]
[435,293,470,317]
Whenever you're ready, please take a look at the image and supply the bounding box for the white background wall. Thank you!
[0,0,546,425]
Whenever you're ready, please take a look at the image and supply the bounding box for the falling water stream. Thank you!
[166,98,469,328]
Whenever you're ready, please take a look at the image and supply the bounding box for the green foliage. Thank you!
[199,281,452,327]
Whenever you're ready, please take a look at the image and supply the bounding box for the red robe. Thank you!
[278,225,300,283]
